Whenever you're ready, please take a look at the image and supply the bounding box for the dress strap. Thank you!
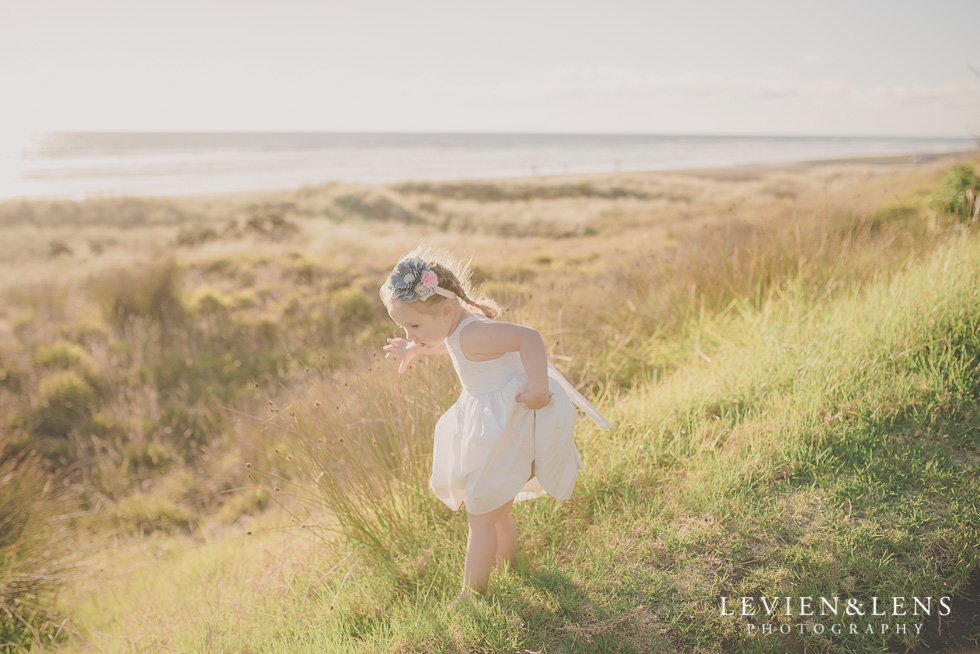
[547,364,615,429]
[447,314,486,349]
[448,315,615,430]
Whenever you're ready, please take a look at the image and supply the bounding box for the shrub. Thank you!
[230,289,258,309]
[120,439,172,473]
[33,340,96,377]
[36,370,96,437]
[113,491,193,535]
[64,305,109,344]
[88,255,184,330]
[0,357,27,394]
[187,287,233,315]
[0,448,74,650]
[934,164,979,222]
[333,286,377,324]
[174,225,219,247]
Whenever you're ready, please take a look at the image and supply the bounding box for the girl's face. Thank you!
[388,300,453,348]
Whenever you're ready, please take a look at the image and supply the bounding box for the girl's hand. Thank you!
[516,389,553,410]
[383,337,415,374]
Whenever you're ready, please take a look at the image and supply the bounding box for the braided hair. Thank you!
[380,244,500,319]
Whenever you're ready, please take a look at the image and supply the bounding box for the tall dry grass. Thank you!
[242,160,980,580]
[0,153,977,648]
[242,351,462,570]
[0,447,76,651]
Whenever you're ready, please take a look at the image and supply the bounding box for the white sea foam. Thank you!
[1,132,974,201]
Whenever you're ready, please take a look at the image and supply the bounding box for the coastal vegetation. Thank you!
[0,154,978,652]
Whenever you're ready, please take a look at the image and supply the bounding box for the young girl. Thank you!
[380,246,614,603]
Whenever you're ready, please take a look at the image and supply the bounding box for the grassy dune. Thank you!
[221,227,979,654]
[0,153,978,652]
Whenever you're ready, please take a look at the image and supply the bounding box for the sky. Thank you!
[2,0,979,137]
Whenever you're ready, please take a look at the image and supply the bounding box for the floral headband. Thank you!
[388,257,459,303]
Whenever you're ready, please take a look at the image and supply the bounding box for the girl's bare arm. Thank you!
[383,337,447,374]
[459,321,551,408]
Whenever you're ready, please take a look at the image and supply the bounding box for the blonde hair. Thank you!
[380,243,500,319]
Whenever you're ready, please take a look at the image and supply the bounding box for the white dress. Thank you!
[429,314,614,515]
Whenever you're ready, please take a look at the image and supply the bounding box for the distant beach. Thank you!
[0,131,975,202]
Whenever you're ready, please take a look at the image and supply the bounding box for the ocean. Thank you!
[0,131,974,201]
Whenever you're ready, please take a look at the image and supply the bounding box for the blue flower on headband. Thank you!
[389,256,432,303]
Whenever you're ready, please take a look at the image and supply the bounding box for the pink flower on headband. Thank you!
[420,270,438,287]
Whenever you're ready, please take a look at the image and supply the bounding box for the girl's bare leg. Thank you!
[456,461,536,602]
[496,460,534,573]
[459,500,513,599]
[495,510,518,572]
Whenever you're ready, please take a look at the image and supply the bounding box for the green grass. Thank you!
[199,231,978,653]
[0,448,75,652]
[576,232,980,652]
[3,159,978,652]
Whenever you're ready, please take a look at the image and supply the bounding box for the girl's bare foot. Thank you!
[447,588,481,610]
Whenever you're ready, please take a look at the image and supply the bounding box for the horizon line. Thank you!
[27,129,978,141]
